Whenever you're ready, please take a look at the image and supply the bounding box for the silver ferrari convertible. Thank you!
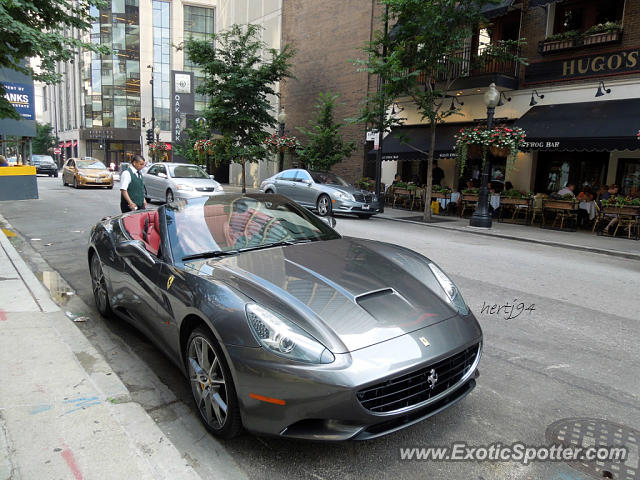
[88,194,482,440]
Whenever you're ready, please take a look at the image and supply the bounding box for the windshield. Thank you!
[77,159,107,169]
[166,194,340,262]
[32,155,54,164]
[309,171,350,187]
[169,165,209,179]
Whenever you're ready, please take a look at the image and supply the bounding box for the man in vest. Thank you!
[120,154,148,213]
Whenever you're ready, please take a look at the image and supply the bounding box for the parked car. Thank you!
[143,162,223,203]
[260,169,381,218]
[31,154,58,177]
[62,157,114,188]
[88,193,482,440]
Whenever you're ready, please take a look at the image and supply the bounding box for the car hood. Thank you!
[78,168,110,175]
[323,184,368,196]
[189,238,457,353]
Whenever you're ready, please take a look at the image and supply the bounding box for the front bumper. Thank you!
[332,199,382,215]
[175,188,223,200]
[78,176,113,186]
[36,166,58,174]
[226,313,482,441]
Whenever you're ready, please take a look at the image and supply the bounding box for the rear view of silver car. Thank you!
[260,168,381,218]
[143,162,223,203]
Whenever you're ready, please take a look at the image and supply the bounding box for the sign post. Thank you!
[170,71,195,162]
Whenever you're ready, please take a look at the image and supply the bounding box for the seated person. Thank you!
[577,186,594,202]
[557,183,575,197]
[503,181,514,193]
[598,185,619,205]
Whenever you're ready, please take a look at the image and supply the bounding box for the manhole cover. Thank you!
[546,418,639,479]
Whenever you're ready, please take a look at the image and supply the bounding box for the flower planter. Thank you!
[540,38,577,54]
[603,206,640,216]
[431,192,449,199]
[462,194,479,202]
[583,30,621,46]
[543,200,577,210]
[489,146,510,157]
[500,197,529,206]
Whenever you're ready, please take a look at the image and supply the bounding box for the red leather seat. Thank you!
[203,204,232,248]
[122,211,161,255]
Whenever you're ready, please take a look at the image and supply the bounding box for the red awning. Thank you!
[58,142,64,147]
[165,143,172,150]
[64,141,72,147]
[72,140,78,147]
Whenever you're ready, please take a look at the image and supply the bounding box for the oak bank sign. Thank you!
[525,47,640,84]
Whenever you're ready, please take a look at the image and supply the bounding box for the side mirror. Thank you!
[209,175,215,180]
[302,179,312,185]
[116,240,155,266]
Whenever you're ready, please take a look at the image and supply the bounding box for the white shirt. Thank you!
[557,187,574,197]
[120,167,142,191]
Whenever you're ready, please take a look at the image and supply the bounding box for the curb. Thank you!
[377,214,640,262]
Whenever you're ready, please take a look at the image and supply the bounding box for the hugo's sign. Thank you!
[525,48,640,83]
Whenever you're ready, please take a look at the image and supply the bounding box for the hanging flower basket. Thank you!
[454,125,526,177]
[263,133,302,155]
[148,142,170,158]
[193,139,215,155]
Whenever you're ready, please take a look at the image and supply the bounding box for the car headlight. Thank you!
[334,191,354,202]
[217,185,224,191]
[176,184,194,191]
[428,263,470,316]
[246,304,335,364]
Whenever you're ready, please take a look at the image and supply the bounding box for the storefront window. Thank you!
[535,152,608,194]
[153,0,171,131]
[617,159,640,195]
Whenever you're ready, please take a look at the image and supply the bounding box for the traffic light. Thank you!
[145,128,153,144]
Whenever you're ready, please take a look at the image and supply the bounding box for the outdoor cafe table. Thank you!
[579,200,597,220]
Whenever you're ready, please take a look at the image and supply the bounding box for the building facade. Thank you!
[281,0,640,195]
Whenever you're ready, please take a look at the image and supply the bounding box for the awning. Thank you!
[480,0,515,19]
[72,140,78,147]
[64,140,72,148]
[368,123,468,161]
[515,99,640,152]
[165,143,172,150]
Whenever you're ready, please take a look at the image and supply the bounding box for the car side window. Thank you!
[157,165,167,176]
[68,160,75,168]
[296,171,312,183]
[147,165,158,175]
[281,171,297,181]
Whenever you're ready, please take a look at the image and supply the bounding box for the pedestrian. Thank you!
[0,155,8,167]
[432,160,444,186]
[120,154,147,213]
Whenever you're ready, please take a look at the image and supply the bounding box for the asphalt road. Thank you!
[1,176,639,480]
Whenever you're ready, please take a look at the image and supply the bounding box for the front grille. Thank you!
[196,187,215,192]
[357,343,480,413]
[353,193,374,203]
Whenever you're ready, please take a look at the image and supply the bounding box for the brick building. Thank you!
[282,0,640,195]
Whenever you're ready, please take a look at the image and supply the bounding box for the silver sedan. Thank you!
[143,162,223,203]
[260,169,381,218]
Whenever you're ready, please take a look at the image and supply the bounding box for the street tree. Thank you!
[184,24,295,192]
[296,93,356,172]
[33,122,57,154]
[0,0,109,119]
[173,117,211,167]
[356,0,526,221]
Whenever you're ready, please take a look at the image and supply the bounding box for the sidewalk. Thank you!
[0,228,201,479]
[377,206,640,261]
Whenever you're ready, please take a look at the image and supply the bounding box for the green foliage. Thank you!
[0,0,110,119]
[584,21,622,35]
[173,118,211,166]
[296,93,356,172]
[183,24,295,191]
[545,30,581,42]
[33,122,56,154]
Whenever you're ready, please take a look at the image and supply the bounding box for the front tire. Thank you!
[316,194,332,217]
[54,171,59,178]
[166,189,174,203]
[186,328,242,439]
[73,176,78,189]
[90,253,112,318]
[357,214,373,219]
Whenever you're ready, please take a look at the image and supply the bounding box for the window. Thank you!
[553,0,624,34]
[183,5,214,113]
[279,171,297,181]
[153,0,171,131]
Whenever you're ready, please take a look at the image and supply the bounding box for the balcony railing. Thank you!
[422,44,520,83]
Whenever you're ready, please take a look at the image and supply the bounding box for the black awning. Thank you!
[515,99,640,152]
[480,0,515,19]
[368,123,471,162]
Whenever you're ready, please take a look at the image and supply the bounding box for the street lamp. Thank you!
[277,107,287,172]
[153,125,161,162]
[469,83,500,229]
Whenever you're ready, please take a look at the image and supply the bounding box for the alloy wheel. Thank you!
[317,195,331,216]
[90,254,110,316]
[188,335,228,430]
[73,177,78,188]
[166,190,174,203]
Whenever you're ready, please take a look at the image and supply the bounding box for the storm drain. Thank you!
[545,418,639,480]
